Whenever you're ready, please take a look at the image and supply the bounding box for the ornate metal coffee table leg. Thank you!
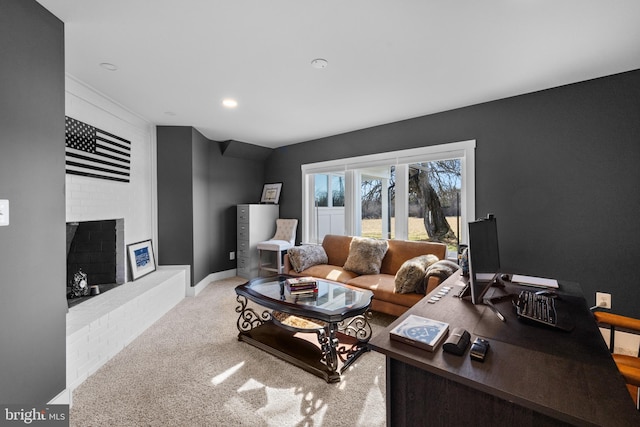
[317,325,340,378]
[338,311,373,341]
[235,294,271,334]
[336,311,373,371]
[317,311,373,379]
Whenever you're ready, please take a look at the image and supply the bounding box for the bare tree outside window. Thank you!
[360,160,461,245]
[332,175,345,207]
[408,160,460,243]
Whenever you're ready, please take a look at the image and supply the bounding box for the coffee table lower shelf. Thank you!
[238,321,368,383]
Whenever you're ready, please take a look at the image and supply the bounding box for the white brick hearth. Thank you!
[66,266,189,395]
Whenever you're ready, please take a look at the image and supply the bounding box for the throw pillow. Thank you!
[415,259,460,294]
[287,245,328,273]
[343,237,389,275]
[394,254,439,294]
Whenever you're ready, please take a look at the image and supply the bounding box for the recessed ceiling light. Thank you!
[99,62,118,71]
[311,58,328,69]
[222,99,238,108]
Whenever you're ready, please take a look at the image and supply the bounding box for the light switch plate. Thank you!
[0,199,9,226]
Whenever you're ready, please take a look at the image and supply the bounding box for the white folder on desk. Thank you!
[511,274,559,289]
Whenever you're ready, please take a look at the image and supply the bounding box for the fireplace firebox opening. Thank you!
[66,218,125,307]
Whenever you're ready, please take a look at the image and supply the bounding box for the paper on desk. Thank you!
[511,274,559,288]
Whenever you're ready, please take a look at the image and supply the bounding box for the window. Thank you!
[314,173,345,208]
[301,140,475,258]
[310,173,346,241]
[359,166,394,239]
[315,174,328,207]
[331,175,345,207]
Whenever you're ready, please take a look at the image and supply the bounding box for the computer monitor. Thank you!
[466,215,501,305]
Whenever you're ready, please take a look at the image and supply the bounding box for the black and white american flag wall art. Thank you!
[65,116,131,183]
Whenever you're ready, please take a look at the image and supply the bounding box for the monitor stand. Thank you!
[482,284,514,322]
[456,281,471,299]
[456,275,505,300]
[457,277,513,322]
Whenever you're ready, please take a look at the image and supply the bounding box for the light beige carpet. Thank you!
[70,277,395,426]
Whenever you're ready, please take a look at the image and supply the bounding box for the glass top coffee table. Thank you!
[235,275,374,383]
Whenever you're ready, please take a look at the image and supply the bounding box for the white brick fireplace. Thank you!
[62,76,189,404]
[66,266,189,394]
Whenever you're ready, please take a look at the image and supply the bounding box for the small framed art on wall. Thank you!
[260,182,282,204]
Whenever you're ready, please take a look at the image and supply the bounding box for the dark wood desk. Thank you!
[369,272,640,426]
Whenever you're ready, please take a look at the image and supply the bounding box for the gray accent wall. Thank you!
[266,70,640,318]
[208,138,267,274]
[0,0,67,403]
[157,126,194,275]
[157,127,267,284]
[192,129,212,286]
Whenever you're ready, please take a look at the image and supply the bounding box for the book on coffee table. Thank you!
[285,277,318,295]
[285,277,317,287]
[389,314,449,352]
[290,287,318,295]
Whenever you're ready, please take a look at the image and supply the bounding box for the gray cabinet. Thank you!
[237,204,279,279]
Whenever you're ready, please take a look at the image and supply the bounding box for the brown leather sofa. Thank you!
[283,234,455,317]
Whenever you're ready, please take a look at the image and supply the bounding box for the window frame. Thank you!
[301,140,476,245]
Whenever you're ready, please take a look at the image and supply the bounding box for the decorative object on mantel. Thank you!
[65,116,131,183]
[68,269,89,298]
[127,239,156,280]
[260,182,282,204]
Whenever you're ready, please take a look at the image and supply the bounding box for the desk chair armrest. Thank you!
[616,361,640,388]
[594,311,640,333]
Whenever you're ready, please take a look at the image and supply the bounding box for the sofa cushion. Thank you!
[321,235,353,266]
[380,239,447,275]
[347,274,424,308]
[394,254,439,294]
[297,264,358,284]
[287,245,328,273]
[343,237,389,275]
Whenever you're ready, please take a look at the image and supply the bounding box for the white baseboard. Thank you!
[187,269,238,297]
[49,388,71,406]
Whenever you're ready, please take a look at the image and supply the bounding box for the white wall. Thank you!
[65,75,157,278]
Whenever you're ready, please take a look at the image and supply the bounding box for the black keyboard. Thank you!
[513,290,560,328]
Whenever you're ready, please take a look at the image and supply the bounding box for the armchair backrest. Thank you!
[272,219,298,245]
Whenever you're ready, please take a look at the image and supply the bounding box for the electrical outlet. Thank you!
[596,292,611,309]
[229,251,235,260]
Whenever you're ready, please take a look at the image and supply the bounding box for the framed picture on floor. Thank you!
[127,239,156,280]
[260,182,282,204]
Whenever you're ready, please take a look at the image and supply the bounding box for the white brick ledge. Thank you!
[66,266,189,397]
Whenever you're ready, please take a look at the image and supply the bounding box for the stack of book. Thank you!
[285,277,318,296]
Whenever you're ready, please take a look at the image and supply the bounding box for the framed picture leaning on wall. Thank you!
[127,239,156,280]
[261,182,282,204]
